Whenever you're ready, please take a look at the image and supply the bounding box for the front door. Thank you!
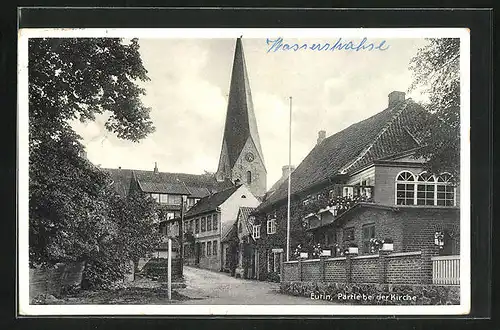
[195,242,201,265]
[254,250,259,280]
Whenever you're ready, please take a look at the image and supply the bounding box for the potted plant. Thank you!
[347,243,359,255]
[381,238,394,251]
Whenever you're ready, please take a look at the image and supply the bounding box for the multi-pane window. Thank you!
[417,172,436,205]
[396,171,455,206]
[212,214,218,231]
[396,171,416,205]
[253,225,261,239]
[343,186,354,198]
[170,194,183,205]
[195,218,200,234]
[212,240,218,256]
[246,171,252,184]
[189,220,194,232]
[201,217,206,232]
[207,215,212,231]
[362,224,375,253]
[201,242,206,257]
[207,241,212,256]
[343,227,355,243]
[238,221,243,233]
[159,194,168,204]
[437,173,455,206]
[150,193,160,203]
[267,218,276,234]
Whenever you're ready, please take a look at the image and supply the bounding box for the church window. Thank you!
[246,171,252,184]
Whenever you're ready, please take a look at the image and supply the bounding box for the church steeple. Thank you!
[216,38,267,197]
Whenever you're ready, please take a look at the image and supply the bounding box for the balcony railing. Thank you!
[302,185,374,230]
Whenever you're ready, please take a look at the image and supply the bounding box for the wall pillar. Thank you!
[345,254,352,283]
[378,250,390,284]
[298,258,303,282]
[319,256,327,282]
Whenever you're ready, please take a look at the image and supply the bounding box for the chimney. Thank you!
[282,165,296,178]
[154,162,158,174]
[388,91,406,107]
[118,166,121,170]
[317,130,326,145]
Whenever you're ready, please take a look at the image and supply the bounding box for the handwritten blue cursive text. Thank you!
[266,37,390,53]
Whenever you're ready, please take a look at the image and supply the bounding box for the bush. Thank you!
[266,271,281,283]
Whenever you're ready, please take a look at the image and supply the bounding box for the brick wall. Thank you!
[351,255,379,283]
[335,207,404,254]
[324,258,346,282]
[386,252,424,284]
[282,251,431,285]
[283,261,300,281]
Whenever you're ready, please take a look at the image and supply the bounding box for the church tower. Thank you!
[216,38,267,198]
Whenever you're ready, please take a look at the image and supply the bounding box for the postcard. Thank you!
[18,27,470,315]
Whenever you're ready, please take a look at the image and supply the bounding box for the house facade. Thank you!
[181,184,261,272]
[251,91,460,282]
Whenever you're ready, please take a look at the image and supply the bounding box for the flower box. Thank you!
[299,252,309,259]
[321,250,332,257]
[348,247,359,255]
[381,243,394,251]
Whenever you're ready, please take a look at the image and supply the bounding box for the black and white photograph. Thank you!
[18,28,470,315]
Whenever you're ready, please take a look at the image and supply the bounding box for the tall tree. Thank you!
[28,37,157,285]
[408,38,460,180]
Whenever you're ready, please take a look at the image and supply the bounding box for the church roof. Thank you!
[256,99,428,212]
[220,38,265,168]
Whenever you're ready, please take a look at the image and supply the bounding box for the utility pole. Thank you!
[286,96,292,262]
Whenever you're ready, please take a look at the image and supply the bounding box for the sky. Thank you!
[71,37,429,190]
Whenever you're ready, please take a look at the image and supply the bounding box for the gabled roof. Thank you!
[219,38,265,168]
[103,168,134,197]
[102,168,234,199]
[138,181,190,195]
[237,206,256,235]
[221,222,238,243]
[185,185,242,218]
[257,99,428,211]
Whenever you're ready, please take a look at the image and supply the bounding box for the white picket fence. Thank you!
[431,255,460,285]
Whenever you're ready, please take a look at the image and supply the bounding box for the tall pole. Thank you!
[179,196,185,275]
[286,96,292,262]
[168,238,172,300]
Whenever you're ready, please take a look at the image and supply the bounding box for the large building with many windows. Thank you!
[250,91,460,282]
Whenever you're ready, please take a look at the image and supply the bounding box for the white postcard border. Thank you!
[18,27,471,316]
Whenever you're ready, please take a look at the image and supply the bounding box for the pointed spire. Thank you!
[154,162,158,174]
[220,38,265,168]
